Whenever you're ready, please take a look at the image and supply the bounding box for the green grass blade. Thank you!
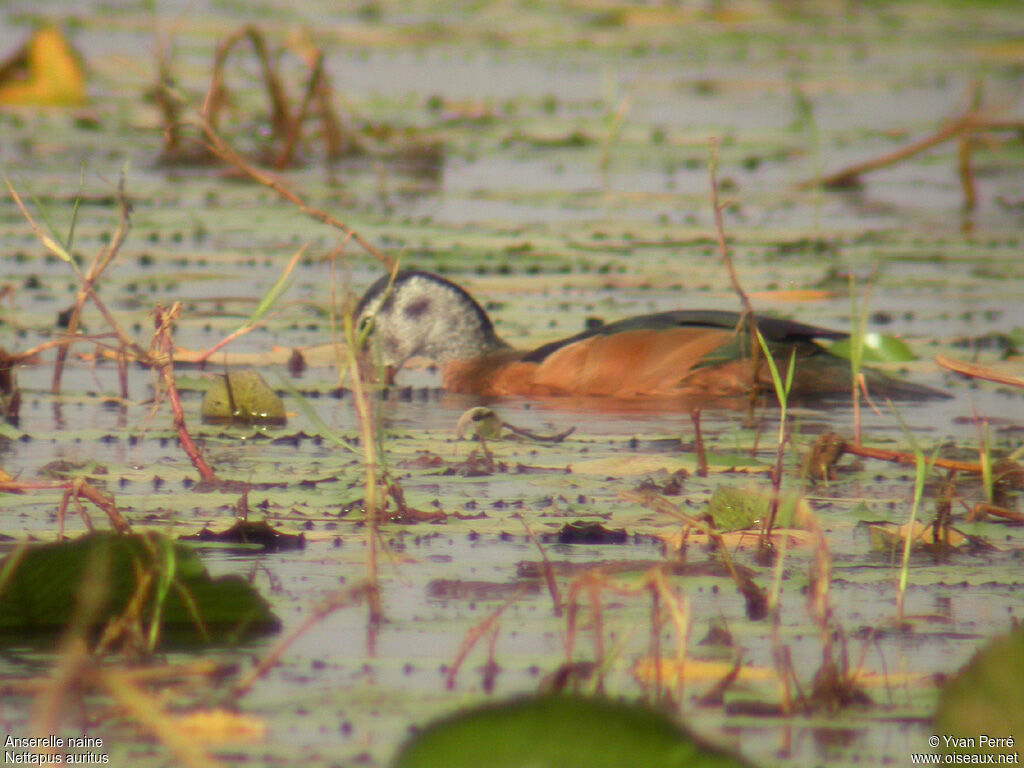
[244,246,304,327]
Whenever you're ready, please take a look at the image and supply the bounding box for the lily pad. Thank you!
[0,532,280,644]
[391,694,753,768]
[201,370,287,425]
[707,485,806,531]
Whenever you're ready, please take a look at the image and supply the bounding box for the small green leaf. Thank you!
[828,333,915,363]
[709,485,768,531]
[708,486,801,532]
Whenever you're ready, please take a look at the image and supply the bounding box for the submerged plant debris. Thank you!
[0,2,1023,767]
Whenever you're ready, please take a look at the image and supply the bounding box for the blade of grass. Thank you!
[3,173,83,279]
[755,329,795,541]
[193,245,305,363]
[65,162,86,255]
[888,401,940,621]
[968,397,994,503]
[274,375,360,455]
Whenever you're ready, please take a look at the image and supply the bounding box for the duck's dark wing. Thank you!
[522,310,847,363]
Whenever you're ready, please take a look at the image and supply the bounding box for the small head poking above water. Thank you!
[355,270,509,369]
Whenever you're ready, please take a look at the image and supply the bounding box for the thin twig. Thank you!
[708,139,761,413]
[935,354,1024,389]
[843,440,982,474]
[515,514,562,616]
[234,586,368,697]
[195,113,392,270]
[445,587,526,690]
[800,114,975,189]
[274,47,324,169]
[690,408,708,477]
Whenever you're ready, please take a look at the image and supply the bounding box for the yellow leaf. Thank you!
[867,521,966,552]
[173,709,267,744]
[633,657,937,689]
[0,27,86,107]
[633,657,776,686]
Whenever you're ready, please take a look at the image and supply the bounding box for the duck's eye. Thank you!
[403,298,431,318]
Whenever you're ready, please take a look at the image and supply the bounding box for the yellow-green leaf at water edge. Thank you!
[201,370,287,425]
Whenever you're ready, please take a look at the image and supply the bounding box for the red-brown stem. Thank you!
[75,479,131,533]
[764,426,788,540]
[516,514,562,616]
[444,587,525,690]
[852,372,861,447]
[273,47,324,169]
[936,354,1024,389]
[152,304,217,485]
[195,115,392,271]
[117,342,128,400]
[204,26,291,140]
[957,134,977,211]
[52,479,128,538]
[690,408,708,477]
[801,114,975,189]
[234,587,368,698]
[341,308,382,629]
[843,441,982,474]
[56,488,71,540]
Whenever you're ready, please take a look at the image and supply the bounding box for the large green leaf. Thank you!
[933,626,1024,759]
[391,694,754,768]
[0,532,280,645]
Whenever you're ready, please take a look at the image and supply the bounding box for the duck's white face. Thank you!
[354,270,507,370]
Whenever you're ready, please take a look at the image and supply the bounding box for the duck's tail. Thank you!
[859,367,951,401]
[779,349,951,401]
